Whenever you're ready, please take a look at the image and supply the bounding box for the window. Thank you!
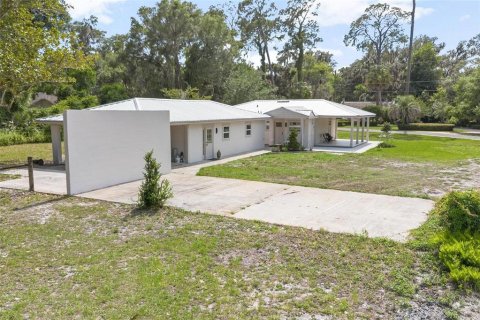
[245,123,252,136]
[275,122,282,127]
[289,121,300,127]
[223,126,230,139]
[206,128,212,143]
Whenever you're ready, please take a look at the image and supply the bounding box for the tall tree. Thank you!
[134,0,201,89]
[185,9,239,99]
[70,15,106,55]
[405,0,416,94]
[279,0,322,83]
[344,3,409,104]
[237,0,279,83]
[0,0,90,110]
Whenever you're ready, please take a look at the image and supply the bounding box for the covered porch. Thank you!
[315,117,371,148]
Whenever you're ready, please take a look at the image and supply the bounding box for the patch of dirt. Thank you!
[440,160,480,189]
[215,248,273,267]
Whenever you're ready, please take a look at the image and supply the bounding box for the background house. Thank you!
[234,99,376,149]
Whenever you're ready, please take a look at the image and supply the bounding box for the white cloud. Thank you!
[459,14,471,22]
[314,0,434,27]
[66,0,127,24]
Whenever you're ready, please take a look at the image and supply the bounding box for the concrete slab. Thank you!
[234,186,432,242]
[312,141,381,154]
[0,166,67,195]
[0,149,434,241]
[79,173,288,215]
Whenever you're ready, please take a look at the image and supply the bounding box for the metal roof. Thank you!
[234,99,376,118]
[36,98,270,125]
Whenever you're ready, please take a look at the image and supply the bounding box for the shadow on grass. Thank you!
[13,195,70,211]
[123,205,167,219]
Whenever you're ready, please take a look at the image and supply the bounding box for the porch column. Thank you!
[361,117,365,142]
[350,118,354,147]
[356,118,360,144]
[300,118,305,147]
[366,117,370,141]
[51,124,62,165]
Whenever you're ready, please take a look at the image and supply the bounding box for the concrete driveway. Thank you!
[0,151,433,241]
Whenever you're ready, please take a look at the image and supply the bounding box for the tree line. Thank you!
[0,0,479,131]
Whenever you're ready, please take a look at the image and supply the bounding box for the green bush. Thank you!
[431,190,480,290]
[137,150,173,209]
[438,233,480,290]
[434,190,480,233]
[287,129,301,151]
[0,129,49,146]
[398,123,454,131]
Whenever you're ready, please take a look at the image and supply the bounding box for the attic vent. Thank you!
[277,100,290,103]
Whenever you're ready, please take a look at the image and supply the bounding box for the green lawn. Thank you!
[0,143,57,168]
[199,134,480,199]
[0,190,468,319]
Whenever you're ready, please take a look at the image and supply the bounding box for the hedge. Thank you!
[397,123,454,131]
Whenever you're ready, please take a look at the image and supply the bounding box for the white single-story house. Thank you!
[36,98,375,195]
[38,98,270,165]
[234,99,375,149]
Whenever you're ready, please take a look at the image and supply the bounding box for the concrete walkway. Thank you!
[339,127,480,140]
[0,150,433,241]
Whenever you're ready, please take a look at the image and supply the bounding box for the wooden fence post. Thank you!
[27,157,34,192]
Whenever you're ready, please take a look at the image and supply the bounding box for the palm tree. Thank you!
[389,95,422,124]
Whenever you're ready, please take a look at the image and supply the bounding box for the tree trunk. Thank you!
[174,54,182,89]
[375,46,382,106]
[265,43,274,85]
[406,0,416,94]
[297,43,304,82]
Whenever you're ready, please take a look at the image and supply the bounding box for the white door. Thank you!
[274,121,284,144]
[203,127,214,159]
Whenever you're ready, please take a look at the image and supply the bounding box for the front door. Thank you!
[203,127,214,160]
[274,121,284,144]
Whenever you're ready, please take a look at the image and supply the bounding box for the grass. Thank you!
[0,143,59,168]
[199,133,480,199]
[0,190,471,319]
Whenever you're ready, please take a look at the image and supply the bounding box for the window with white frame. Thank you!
[245,123,252,136]
[223,125,230,139]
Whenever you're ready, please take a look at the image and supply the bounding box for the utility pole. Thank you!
[406,0,416,94]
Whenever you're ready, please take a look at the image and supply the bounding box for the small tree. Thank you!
[287,128,301,151]
[138,150,173,209]
[379,122,394,148]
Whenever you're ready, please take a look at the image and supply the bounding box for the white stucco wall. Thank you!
[64,110,171,195]
[187,124,204,163]
[213,120,265,157]
[186,120,265,163]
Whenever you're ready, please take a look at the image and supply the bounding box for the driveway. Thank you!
[0,151,433,241]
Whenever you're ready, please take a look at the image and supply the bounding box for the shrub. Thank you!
[287,129,301,151]
[431,190,480,290]
[397,123,454,131]
[137,150,173,209]
[434,190,480,233]
[438,233,480,290]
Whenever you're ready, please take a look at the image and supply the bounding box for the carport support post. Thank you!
[366,117,370,141]
[51,124,62,165]
[356,118,359,144]
[361,117,365,142]
[349,118,354,147]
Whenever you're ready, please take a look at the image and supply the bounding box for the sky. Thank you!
[65,0,480,69]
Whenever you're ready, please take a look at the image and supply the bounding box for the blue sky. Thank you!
[67,0,480,69]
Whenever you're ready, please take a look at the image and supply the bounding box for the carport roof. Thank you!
[234,99,376,118]
[36,98,270,125]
